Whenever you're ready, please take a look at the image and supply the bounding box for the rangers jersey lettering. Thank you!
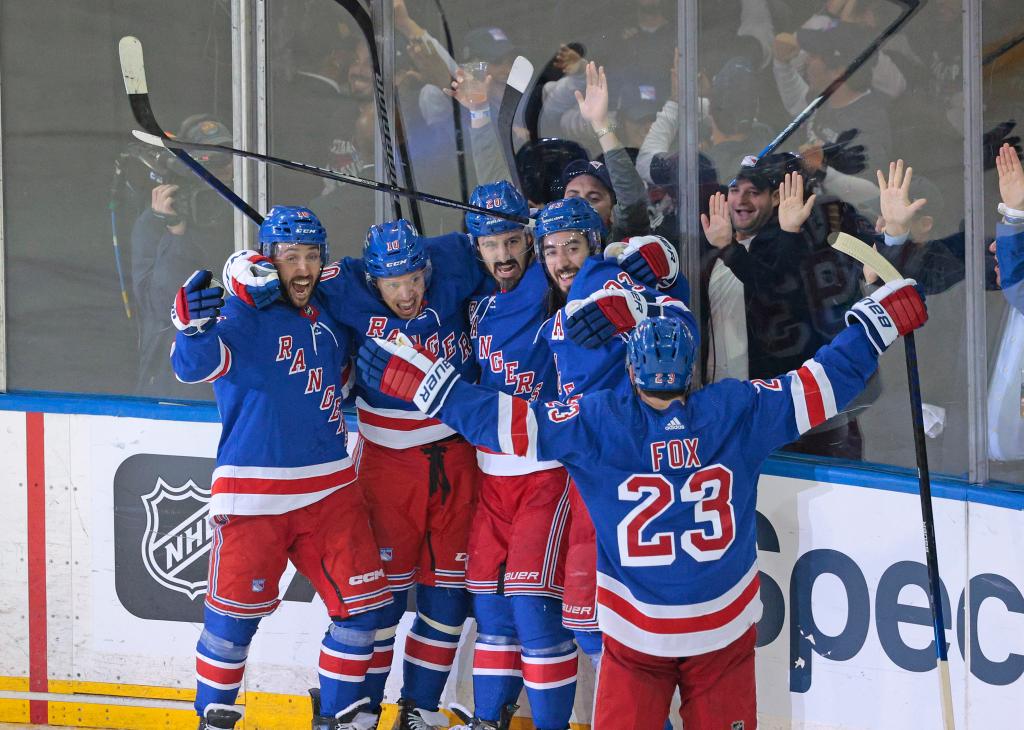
[470,262,561,476]
[171,296,356,517]
[430,324,879,657]
[317,232,483,448]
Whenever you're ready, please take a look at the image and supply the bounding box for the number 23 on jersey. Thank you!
[616,465,735,567]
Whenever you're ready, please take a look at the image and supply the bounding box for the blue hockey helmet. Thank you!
[533,197,606,260]
[259,206,328,265]
[465,181,530,239]
[363,219,430,282]
[627,317,697,393]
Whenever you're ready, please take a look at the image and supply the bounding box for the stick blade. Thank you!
[828,232,903,284]
[506,56,534,94]
[131,129,166,148]
[118,36,148,95]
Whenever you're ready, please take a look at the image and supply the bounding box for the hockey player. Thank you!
[455,181,577,730]
[532,196,694,673]
[171,206,392,730]
[224,219,482,730]
[355,280,928,730]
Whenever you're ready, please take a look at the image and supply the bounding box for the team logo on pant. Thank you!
[380,548,393,562]
[141,477,213,600]
[731,722,745,729]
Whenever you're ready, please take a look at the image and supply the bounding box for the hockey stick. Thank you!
[497,56,535,193]
[753,0,923,162]
[830,232,955,730]
[332,0,422,229]
[431,0,468,202]
[132,130,532,226]
[117,36,264,226]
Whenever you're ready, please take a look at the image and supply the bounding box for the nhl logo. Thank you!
[141,478,213,600]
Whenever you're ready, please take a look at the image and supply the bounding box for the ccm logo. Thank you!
[504,571,540,581]
[349,569,385,586]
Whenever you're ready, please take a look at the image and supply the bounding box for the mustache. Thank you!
[555,266,579,277]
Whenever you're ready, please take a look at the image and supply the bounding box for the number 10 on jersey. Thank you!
[616,465,736,566]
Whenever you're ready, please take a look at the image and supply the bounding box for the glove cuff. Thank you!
[413,359,460,416]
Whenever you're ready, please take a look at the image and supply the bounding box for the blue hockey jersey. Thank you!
[996,222,1024,315]
[430,324,878,657]
[318,232,484,448]
[171,295,356,517]
[540,256,697,398]
[470,261,561,476]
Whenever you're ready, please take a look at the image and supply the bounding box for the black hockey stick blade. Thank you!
[498,56,534,193]
[331,0,418,226]
[117,36,263,226]
[753,0,923,162]
[132,130,532,227]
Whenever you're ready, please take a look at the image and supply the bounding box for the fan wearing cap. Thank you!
[699,156,823,382]
[130,114,235,398]
[771,21,893,209]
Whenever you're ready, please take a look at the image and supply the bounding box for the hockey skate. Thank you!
[448,701,518,729]
[310,689,380,730]
[197,704,242,729]
[392,697,453,729]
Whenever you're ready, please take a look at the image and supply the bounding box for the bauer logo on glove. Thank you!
[845,278,927,353]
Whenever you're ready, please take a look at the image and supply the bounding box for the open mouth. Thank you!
[291,280,311,299]
[556,269,578,289]
[394,300,418,317]
[494,260,521,277]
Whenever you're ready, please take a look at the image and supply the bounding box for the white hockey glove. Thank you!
[171,270,224,336]
[356,336,460,416]
[566,288,648,348]
[223,249,280,309]
[845,278,928,354]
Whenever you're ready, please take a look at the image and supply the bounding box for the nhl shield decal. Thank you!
[140,477,212,600]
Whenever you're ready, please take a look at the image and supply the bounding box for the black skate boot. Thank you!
[311,689,380,730]
[197,704,242,729]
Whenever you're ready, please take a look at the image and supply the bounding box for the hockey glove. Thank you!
[609,235,679,290]
[566,288,648,348]
[223,249,280,309]
[171,270,224,336]
[845,278,928,354]
[822,129,867,176]
[357,337,460,416]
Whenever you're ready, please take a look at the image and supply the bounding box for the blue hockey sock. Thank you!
[363,592,407,713]
[194,607,260,716]
[317,610,380,717]
[573,629,603,669]
[515,596,577,730]
[472,593,522,722]
[401,584,469,711]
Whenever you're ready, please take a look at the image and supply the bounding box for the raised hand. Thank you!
[997,142,1024,211]
[701,192,733,249]
[574,62,610,131]
[614,236,679,290]
[171,270,224,336]
[846,279,928,354]
[876,160,927,238]
[223,250,281,309]
[777,172,816,233]
[445,68,493,112]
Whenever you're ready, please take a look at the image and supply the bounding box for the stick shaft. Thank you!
[904,333,956,730]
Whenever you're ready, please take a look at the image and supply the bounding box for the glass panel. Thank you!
[1,0,233,400]
[696,0,968,473]
[981,0,1024,485]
